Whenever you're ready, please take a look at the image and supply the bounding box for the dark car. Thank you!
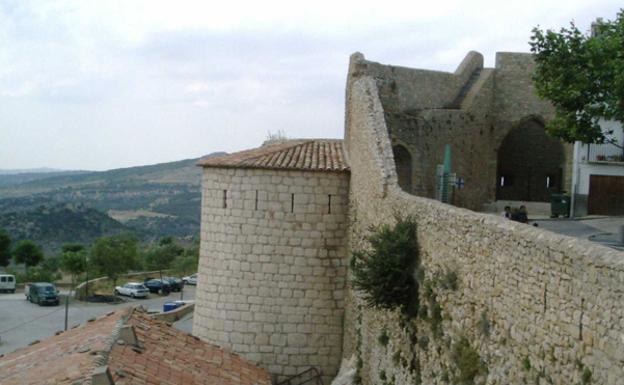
[143,279,171,294]
[162,276,184,292]
[27,283,60,306]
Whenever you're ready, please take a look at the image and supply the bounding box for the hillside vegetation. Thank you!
[0,203,132,253]
[0,154,224,253]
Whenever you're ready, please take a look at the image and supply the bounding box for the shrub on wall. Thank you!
[452,336,486,384]
[350,215,420,316]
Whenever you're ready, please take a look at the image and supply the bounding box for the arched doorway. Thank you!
[393,145,412,193]
[496,119,564,202]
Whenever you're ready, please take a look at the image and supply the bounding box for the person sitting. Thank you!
[517,205,529,224]
[502,206,512,219]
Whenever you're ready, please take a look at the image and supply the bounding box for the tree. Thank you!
[40,256,61,279]
[60,243,87,291]
[0,229,10,268]
[146,237,183,280]
[172,238,199,275]
[90,234,138,289]
[13,240,44,272]
[530,11,624,145]
[264,130,288,144]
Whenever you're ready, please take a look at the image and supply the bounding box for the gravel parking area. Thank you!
[0,286,195,355]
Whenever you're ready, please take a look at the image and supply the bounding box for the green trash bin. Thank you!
[550,194,570,218]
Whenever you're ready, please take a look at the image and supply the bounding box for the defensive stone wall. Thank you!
[348,51,483,112]
[193,167,349,383]
[493,52,554,122]
[348,52,573,210]
[344,74,624,385]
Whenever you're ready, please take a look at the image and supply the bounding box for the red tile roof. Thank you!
[0,310,123,385]
[0,307,271,385]
[198,139,349,172]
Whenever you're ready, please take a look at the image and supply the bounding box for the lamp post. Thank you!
[84,252,90,299]
[64,289,69,331]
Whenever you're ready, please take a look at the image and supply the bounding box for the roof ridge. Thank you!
[198,139,349,172]
[92,308,134,369]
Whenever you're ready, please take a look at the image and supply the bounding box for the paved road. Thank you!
[532,219,605,238]
[0,286,196,356]
[529,216,624,250]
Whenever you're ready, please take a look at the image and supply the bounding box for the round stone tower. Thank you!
[192,139,350,383]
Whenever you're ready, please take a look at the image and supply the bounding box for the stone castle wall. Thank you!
[344,74,624,385]
[352,52,573,209]
[192,167,349,383]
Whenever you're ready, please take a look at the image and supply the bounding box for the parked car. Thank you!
[27,282,60,306]
[143,279,171,294]
[162,276,184,292]
[182,273,197,285]
[115,282,149,298]
[0,274,16,293]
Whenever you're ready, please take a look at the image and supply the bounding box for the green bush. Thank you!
[392,349,402,365]
[438,270,458,291]
[378,329,390,347]
[581,367,592,384]
[441,369,450,383]
[430,300,443,339]
[452,336,485,385]
[350,216,419,316]
[19,266,60,283]
[522,356,531,371]
[418,335,430,351]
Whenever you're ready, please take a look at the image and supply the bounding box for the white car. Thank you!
[0,274,16,293]
[114,282,149,298]
[182,273,197,285]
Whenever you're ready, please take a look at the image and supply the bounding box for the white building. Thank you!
[571,120,624,216]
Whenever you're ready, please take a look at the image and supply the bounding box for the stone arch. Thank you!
[496,117,564,202]
[393,144,413,193]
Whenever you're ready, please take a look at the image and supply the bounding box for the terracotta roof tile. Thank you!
[0,309,127,385]
[197,139,349,172]
[0,307,271,385]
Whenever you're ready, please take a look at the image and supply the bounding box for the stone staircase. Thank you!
[444,68,483,109]
[276,367,324,385]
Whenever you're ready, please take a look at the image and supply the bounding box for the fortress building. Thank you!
[193,52,624,385]
[348,51,573,210]
[193,140,350,383]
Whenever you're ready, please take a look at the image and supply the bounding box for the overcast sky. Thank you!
[0,1,621,171]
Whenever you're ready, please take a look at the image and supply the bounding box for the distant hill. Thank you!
[0,167,76,174]
[0,153,226,253]
[0,170,91,187]
[0,157,218,197]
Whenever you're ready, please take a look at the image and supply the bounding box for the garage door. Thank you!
[588,175,624,215]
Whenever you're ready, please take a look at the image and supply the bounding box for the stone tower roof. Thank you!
[197,139,350,172]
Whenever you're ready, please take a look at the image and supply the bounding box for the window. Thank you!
[499,175,513,187]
